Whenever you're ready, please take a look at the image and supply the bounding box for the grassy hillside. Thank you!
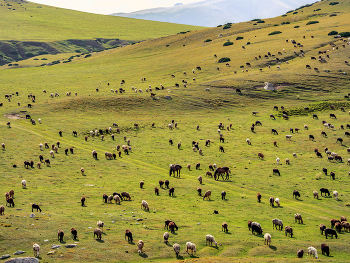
[0,0,350,262]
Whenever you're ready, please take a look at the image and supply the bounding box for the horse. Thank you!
[169,164,182,178]
[214,167,230,180]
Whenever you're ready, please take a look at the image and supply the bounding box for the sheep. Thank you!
[107,195,113,203]
[32,204,41,212]
[114,195,121,204]
[137,240,144,253]
[97,220,104,232]
[321,243,330,256]
[325,228,338,238]
[313,190,319,199]
[264,233,271,246]
[94,228,102,240]
[140,181,144,189]
[21,179,27,189]
[333,190,338,200]
[331,219,341,228]
[141,200,149,211]
[163,232,169,244]
[272,218,283,230]
[39,143,43,151]
[257,193,261,203]
[320,224,327,234]
[0,205,4,215]
[198,176,203,184]
[269,197,274,207]
[33,244,40,257]
[276,157,280,164]
[58,229,64,242]
[206,234,217,246]
[275,198,280,207]
[197,187,202,196]
[307,247,319,259]
[293,190,300,199]
[285,226,293,237]
[286,135,292,140]
[71,228,78,239]
[173,243,180,257]
[304,124,308,130]
[221,191,226,200]
[50,150,54,158]
[295,213,303,224]
[186,242,196,255]
[125,229,133,243]
[203,190,211,200]
[246,138,251,145]
[341,216,347,222]
[297,249,304,258]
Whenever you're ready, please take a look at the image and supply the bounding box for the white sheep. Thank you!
[304,124,308,130]
[141,200,149,211]
[217,129,221,133]
[95,130,98,136]
[168,123,173,129]
[205,234,217,246]
[114,195,121,204]
[293,153,297,157]
[135,89,138,93]
[333,190,338,200]
[205,88,210,91]
[213,163,217,169]
[307,246,319,259]
[50,150,54,158]
[21,179,26,189]
[246,138,251,145]
[264,233,271,246]
[286,158,290,164]
[139,89,143,93]
[38,118,41,124]
[39,144,43,151]
[163,232,169,243]
[111,89,114,93]
[173,243,180,257]
[33,243,40,257]
[276,157,280,164]
[286,135,292,140]
[137,240,144,253]
[186,242,196,255]
[193,147,197,152]
[90,130,93,136]
[81,167,84,175]
[275,198,280,207]
[97,220,104,232]
[1,143,5,149]
[108,127,112,133]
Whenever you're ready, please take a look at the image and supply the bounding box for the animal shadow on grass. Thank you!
[59,240,66,244]
[165,242,172,247]
[96,239,105,243]
[269,245,277,251]
[139,253,148,258]
[177,255,184,260]
[295,198,303,202]
[273,206,283,209]
[189,254,199,258]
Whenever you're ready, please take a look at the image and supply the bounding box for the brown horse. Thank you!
[169,164,182,177]
[214,167,230,180]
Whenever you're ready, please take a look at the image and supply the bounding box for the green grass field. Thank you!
[0,0,350,262]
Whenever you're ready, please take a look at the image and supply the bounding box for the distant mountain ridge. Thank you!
[112,0,317,27]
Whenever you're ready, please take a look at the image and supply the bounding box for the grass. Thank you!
[0,0,350,262]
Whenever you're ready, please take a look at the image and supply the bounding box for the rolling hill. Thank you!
[0,0,350,262]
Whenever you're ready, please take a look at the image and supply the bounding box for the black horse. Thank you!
[214,167,230,180]
[169,164,182,177]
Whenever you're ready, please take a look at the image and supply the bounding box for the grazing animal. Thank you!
[285,226,293,237]
[320,224,327,235]
[257,193,261,202]
[71,228,78,240]
[206,234,218,246]
[169,187,175,196]
[293,190,300,199]
[275,198,280,207]
[252,223,263,235]
[272,218,283,230]
[58,229,64,242]
[214,167,230,180]
[121,192,131,200]
[264,233,271,246]
[125,229,133,243]
[221,191,226,200]
[141,200,149,211]
[273,168,280,176]
[269,197,275,207]
[197,187,202,196]
[321,243,330,256]
[169,164,182,177]
[159,180,164,188]
[295,214,303,224]
[81,196,86,206]
[222,222,228,232]
[333,190,338,200]
[313,190,319,199]
[33,244,40,257]
[320,188,330,196]
[248,220,253,230]
[165,180,170,189]
[163,232,169,244]
[258,152,264,159]
[32,203,41,212]
[324,228,338,239]
[331,219,341,228]
[154,187,159,195]
[173,243,180,257]
[307,247,318,259]
[97,221,104,232]
[0,205,4,215]
[297,249,304,258]
[94,228,102,240]
[186,242,196,255]
[203,190,211,200]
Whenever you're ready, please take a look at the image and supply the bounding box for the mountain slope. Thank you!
[112,0,318,27]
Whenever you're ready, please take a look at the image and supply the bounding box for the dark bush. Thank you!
[281,21,290,25]
[33,58,39,60]
[282,14,287,17]
[223,41,233,46]
[223,25,231,29]
[218,57,231,63]
[25,53,34,58]
[75,49,81,53]
[41,58,47,60]
[8,64,12,66]
[274,24,279,26]
[236,36,243,40]
[257,20,265,23]
[339,32,350,37]
[329,14,337,17]
[328,30,338,35]
[217,25,222,27]
[204,39,212,42]
[268,31,282,36]
[166,44,169,47]
[13,63,18,66]
[329,2,339,5]
[246,42,251,45]
[294,26,300,28]
[293,11,298,14]
[84,54,92,58]
[38,51,48,55]
[240,65,244,68]
[253,23,257,25]
[9,51,18,55]
[306,21,319,25]
[315,8,321,11]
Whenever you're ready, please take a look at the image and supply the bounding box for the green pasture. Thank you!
[0,0,350,262]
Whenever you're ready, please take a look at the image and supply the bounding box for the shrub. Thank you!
[293,11,298,14]
[75,49,81,53]
[223,41,233,46]
[217,25,222,27]
[223,25,231,29]
[281,21,290,25]
[33,58,39,60]
[329,14,337,17]
[294,26,300,28]
[253,23,257,25]
[8,64,12,66]
[306,21,319,25]
[166,44,169,47]
[218,57,231,63]
[13,63,18,66]
[315,8,321,11]
[246,42,251,45]
[329,2,339,5]
[282,14,287,17]
[38,51,48,55]
[256,20,265,23]
[268,31,282,36]
[84,54,92,58]
[204,39,212,42]
[25,53,34,58]
[240,65,244,68]
[41,58,47,60]
[339,32,350,37]
[236,36,243,40]
[328,30,338,35]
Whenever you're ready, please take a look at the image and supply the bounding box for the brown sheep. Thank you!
[295,214,303,224]
[320,224,326,235]
[140,181,144,189]
[121,192,131,200]
[9,190,14,198]
[58,229,64,242]
[341,216,347,222]
[203,190,211,200]
[81,196,86,206]
[71,228,78,240]
[0,205,4,215]
[258,152,264,159]
[222,222,228,232]
[94,228,102,240]
[257,193,262,203]
[197,187,202,196]
[154,187,159,195]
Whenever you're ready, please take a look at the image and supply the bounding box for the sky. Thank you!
[29,0,197,14]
